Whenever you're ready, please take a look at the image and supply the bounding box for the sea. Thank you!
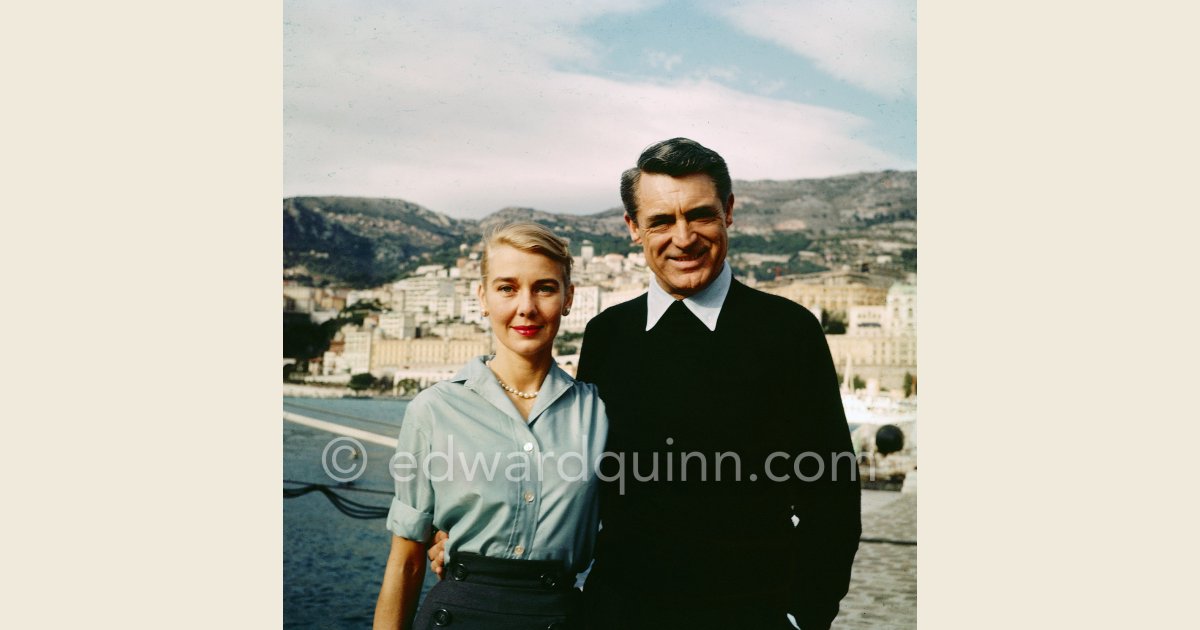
[283,396,439,628]
[283,396,884,628]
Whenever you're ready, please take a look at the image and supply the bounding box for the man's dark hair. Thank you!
[619,137,732,220]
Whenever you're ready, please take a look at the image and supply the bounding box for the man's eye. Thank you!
[537,286,558,294]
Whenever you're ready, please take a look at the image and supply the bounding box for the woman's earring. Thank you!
[562,308,571,316]
[482,310,489,317]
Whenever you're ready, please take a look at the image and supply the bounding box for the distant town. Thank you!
[283,240,917,401]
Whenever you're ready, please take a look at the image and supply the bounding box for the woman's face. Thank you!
[478,244,574,361]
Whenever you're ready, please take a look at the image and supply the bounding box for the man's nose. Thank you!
[671,218,697,247]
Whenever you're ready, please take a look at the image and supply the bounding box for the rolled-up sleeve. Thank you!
[386,396,435,542]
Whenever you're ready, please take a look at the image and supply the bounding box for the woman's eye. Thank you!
[498,286,515,293]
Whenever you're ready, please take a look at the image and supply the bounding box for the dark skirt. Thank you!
[413,553,581,630]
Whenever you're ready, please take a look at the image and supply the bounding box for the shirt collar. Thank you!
[451,355,575,425]
[645,261,732,332]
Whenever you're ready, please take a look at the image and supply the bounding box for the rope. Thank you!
[284,478,393,495]
[283,480,390,519]
[282,479,918,542]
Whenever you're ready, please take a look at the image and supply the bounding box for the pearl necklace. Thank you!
[486,360,539,399]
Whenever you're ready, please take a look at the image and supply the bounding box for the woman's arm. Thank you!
[373,534,428,630]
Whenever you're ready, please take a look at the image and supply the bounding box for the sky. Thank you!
[284,0,916,218]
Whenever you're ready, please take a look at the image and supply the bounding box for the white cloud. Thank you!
[648,51,683,71]
[704,0,916,100]
[284,0,912,217]
[754,79,787,96]
[690,65,741,83]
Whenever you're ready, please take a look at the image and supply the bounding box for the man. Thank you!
[435,138,860,629]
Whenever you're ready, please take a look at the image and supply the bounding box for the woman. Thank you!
[373,223,607,630]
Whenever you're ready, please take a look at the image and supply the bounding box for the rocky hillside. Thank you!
[731,171,916,234]
[283,170,916,286]
[283,197,477,286]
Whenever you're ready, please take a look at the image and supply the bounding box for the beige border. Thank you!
[11,1,1196,627]
[5,1,282,627]
[919,2,1198,628]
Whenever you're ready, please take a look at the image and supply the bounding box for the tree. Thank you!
[821,310,847,335]
[284,312,348,360]
[903,372,916,398]
[395,378,421,397]
[349,372,377,393]
[852,375,866,391]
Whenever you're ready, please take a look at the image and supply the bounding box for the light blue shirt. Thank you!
[386,356,608,574]
[645,260,732,331]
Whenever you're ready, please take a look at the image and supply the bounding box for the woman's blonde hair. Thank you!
[480,222,573,287]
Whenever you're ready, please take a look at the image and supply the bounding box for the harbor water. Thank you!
[283,396,439,628]
[283,396,915,628]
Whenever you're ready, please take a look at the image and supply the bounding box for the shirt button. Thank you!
[514,545,524,557]
[523,490,535,503]
[523,442,534,452]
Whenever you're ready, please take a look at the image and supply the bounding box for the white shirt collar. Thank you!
[645,261,732,332]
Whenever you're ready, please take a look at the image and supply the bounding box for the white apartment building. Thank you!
[561,285,600,333]
[848,305,886,335]
[825,279,917,392]
[371,337,492,371]
[433,286,460,321]
[603,253,628,272]
[320,350,349,376]
[884,283,917,334]
[461,280,484,325]
[414,264,447,277]
[760,276,889,316]
[378,312,417,339]
[283,286,316,312]
[392,276,446,297]
[601,283,648,312]
[343,328,373,374]
[388,289,407,313]
[345,289,375,307]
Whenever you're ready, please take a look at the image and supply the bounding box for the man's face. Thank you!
[624,172,734,300]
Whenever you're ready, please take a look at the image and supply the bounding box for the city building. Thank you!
[378,312,417,339]
[561,285,600,333]
[758,270,893,317]
[580,240,595,265]
[342,328,373,374]
[370,336,491,372]
[824,280,917,392]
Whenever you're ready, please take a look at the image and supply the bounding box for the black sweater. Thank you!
[577,280,860,630]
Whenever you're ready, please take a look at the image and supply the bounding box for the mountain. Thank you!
[479,207,635,259]
[730,171,917,234]
[283,197,477,286]
[283,170,916,286]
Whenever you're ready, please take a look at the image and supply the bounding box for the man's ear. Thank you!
[724,194,735,228]
[623,213,642,244]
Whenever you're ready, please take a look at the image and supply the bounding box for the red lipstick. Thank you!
[512,326,543,337]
